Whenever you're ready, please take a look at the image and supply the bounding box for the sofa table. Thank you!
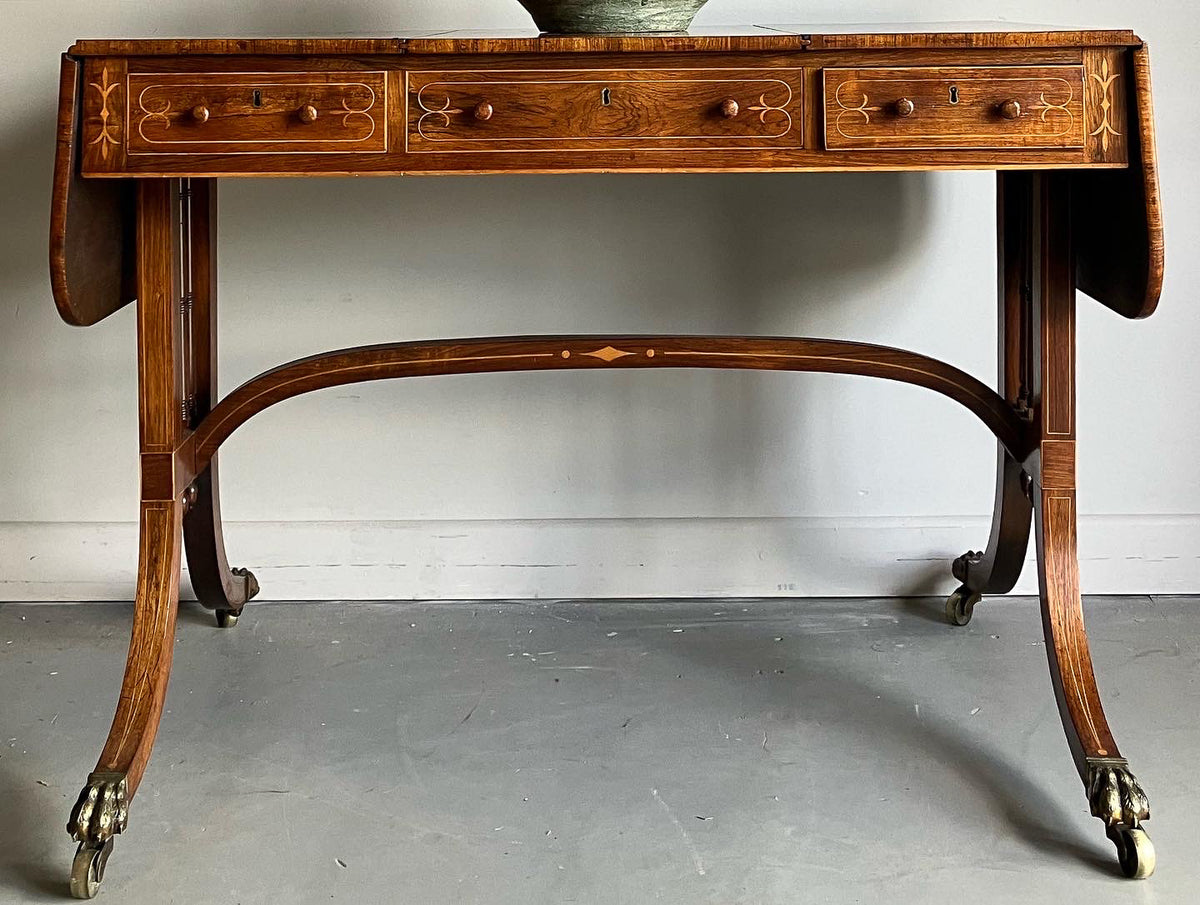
[50,25,1164,896]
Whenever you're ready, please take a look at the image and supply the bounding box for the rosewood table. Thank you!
[49,25,1164,896]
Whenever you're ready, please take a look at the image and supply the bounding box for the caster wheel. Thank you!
[1109,825,1156,879]
[215,609,239,628]
[70,839,113,899]
[945,586,981,626]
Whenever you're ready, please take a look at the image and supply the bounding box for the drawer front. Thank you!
[823,66,1084,150]
[406,69,804,153]
[127,72,388,154]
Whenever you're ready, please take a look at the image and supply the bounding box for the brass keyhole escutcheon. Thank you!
[601,87,611,106]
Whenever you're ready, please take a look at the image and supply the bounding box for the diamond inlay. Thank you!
[583,346,635,363]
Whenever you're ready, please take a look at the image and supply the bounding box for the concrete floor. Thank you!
[0,596,1196,904]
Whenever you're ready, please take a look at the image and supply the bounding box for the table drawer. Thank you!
[127,71,388,154]
[406,68,804,153]
[823,65,1084,150]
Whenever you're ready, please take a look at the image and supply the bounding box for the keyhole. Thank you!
[252,89,263,108]
[948,86,959,105]
[601,87,611,106]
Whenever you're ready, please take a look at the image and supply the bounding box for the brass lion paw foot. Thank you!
[1087,758,1155,878]
[68,772,129,898]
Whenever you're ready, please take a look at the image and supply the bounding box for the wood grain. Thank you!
[406,67,804,153]
[126,71,388,155]
[1031,172,1122,776]
[823,65,1084,150]
[955,171,1034,596]
[70,42,1145,178]
[67,28,1141,57]
[49,54,135,327]
[179,180,257,614]
[94,500,181,796]
[183,334,1033,478]
[1074,45,1164,318]
[91,181,189,799]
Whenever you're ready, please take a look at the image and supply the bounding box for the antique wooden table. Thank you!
[50,25,1164,896]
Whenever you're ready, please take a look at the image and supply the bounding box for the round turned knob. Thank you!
[718,97,740,119]
[190,104,210,124]
[998,99,1022,120]
[297,104,319,124]
[895,97,915,117]
[473,101,494,121]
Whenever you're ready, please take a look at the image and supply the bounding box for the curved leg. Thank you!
[68,180,191,897]
[179,180,259,627]
[1030,173,1153,878]
[69,501,182,896]
[948,172,1035,625]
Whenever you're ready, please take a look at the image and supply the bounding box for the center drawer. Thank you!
[823,65,1085,150]
[126,71,388,154]
[405,68,805,153]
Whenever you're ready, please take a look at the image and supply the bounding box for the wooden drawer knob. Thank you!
[190,104,210,124]
[998,99,1022,120]
[718,97,740,119]
[473,101,494,121]
[297,104,319,124]
[895,97,916,117]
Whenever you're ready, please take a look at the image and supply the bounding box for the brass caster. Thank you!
[215,609,239,628]
[945,585,980,626]
[70,839,113,899]
[1108,825,1156,879]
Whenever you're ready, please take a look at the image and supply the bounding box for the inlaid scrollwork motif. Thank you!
[416,92,465,139]
[748,90,793,129]
[137,89,173,143]
[834,88,872,135]
[1089,58,1121,152]
[88,66,120,159]
[1031,84,1076,137]
[341,95,375,129]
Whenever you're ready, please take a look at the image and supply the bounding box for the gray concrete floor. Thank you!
[0,596,1196,904]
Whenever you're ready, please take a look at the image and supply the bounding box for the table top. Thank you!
[69,24,1142,57]
[52,23,1162,329]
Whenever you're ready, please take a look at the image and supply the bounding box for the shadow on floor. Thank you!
[614,598,1119,878]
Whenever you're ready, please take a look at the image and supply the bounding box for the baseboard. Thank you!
[1,514,1196,602]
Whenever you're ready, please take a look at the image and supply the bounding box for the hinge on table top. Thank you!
[1013,388,1034,421]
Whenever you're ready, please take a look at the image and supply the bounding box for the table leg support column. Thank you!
[947,171,1035,625]
[1031,172,1154,879]
[179,178,259,627]
[67,180,188,898]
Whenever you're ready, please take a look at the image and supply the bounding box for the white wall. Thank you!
[1,1,1197,601]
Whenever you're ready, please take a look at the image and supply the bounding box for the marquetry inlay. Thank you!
[1089,58,1122,152]
[89,66,119,159]
[582,345,636,362]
